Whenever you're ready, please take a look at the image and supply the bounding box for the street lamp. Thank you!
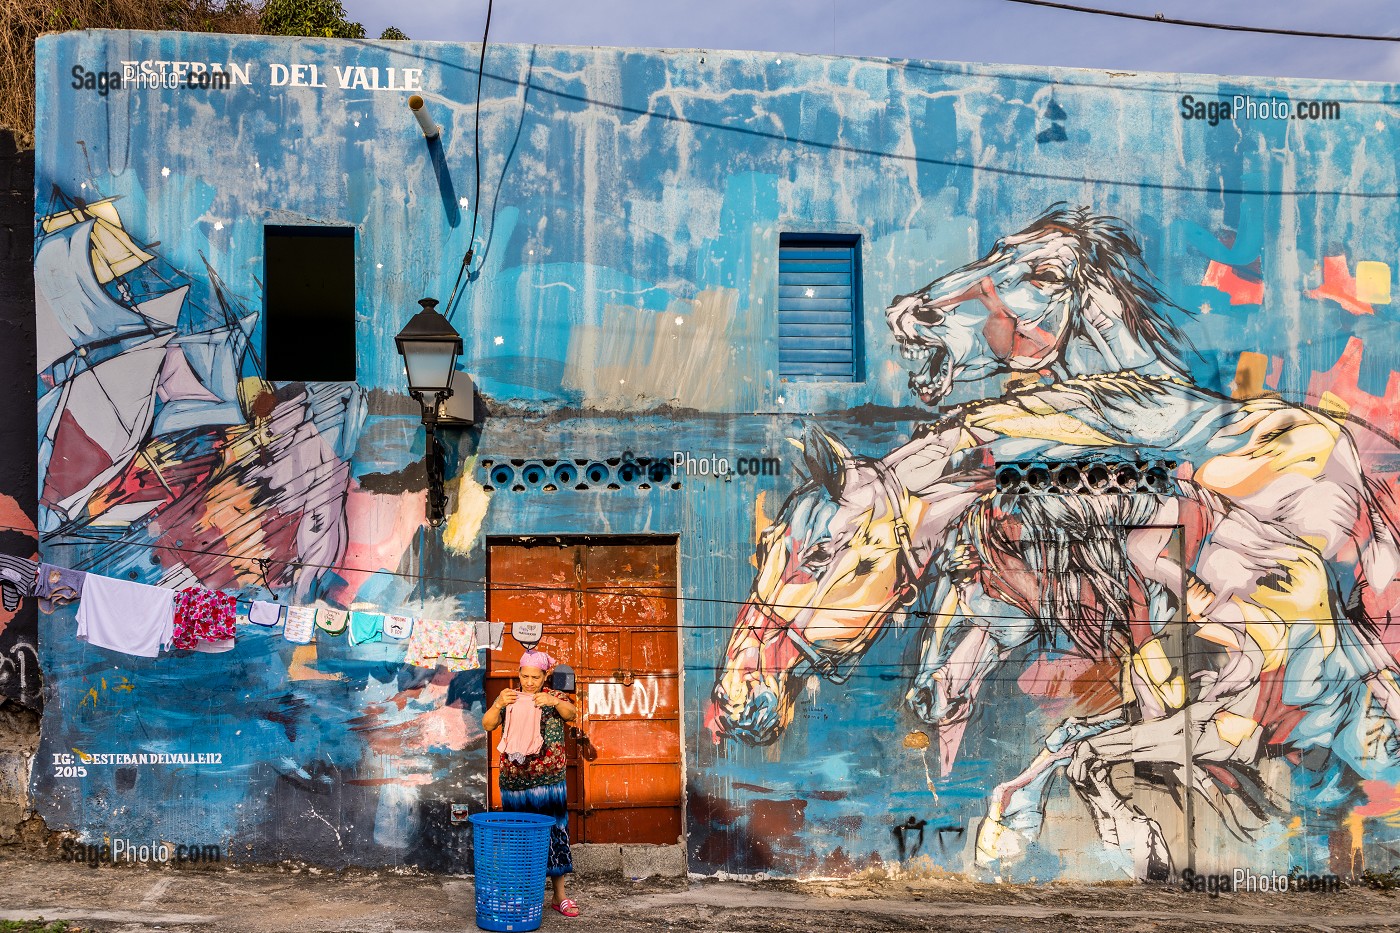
[395,298,463,527]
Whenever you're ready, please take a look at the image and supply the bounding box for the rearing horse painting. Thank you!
[710,204,1400,879]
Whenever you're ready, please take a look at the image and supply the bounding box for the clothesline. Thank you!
[0,555,504,670]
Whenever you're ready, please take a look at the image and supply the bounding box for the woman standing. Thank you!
[481,650,580,918]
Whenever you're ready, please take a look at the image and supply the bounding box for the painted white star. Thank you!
[376,263,383,270]
[213,220,224,231]
[805,288,815,297]
[161,166,170,178]
[776,396,785,404]
[353,120,360,127]
[459,197,470,209]
[675,316,684,325]
[1199,302,1212,314]
[493,336,504,346]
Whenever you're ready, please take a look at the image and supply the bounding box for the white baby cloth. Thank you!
[75,574,176,659]
[283,606,316,644]
[383,614,414,639]
[474,621,504,650]
[249,601,283,626]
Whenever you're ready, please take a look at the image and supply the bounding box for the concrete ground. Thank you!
[2,855,1399,932]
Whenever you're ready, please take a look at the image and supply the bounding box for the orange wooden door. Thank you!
[487,538,681,844]
[485,544,584,841]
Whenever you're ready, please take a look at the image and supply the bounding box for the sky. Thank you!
[340,0,1400,84]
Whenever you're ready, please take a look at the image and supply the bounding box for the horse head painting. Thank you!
[704,423,985,746]
[885,204,1191,407]
[714,413,1400,878]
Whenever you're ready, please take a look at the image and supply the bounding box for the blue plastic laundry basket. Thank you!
[470,812,555,932]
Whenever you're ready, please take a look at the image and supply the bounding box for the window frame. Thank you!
[263,224,358,383]
[776,232,864,384]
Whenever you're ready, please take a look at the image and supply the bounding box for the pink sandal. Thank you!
[551,899,580,918]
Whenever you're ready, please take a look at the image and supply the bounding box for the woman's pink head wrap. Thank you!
[519,650,555,672]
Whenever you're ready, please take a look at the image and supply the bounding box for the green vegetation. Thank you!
[258,0,364,38]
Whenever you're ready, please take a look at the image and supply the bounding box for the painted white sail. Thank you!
[34,220,161,365]
[153,313,255,434]
[38,335,173,525]
[135,284,188,329]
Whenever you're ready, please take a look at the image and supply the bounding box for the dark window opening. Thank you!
[264,225,356,382]
[778,233,862,382]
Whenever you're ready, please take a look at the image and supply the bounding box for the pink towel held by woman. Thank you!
[498,693,544,763]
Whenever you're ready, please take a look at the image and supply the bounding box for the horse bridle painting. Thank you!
[743,458,926,685]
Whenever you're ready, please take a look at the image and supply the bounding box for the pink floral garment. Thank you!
[403,619,480,671]
[172,586,237,650]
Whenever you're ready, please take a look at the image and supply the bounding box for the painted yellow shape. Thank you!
[931,585,964,651]
[1132,638,1185,710]
[72,748,92,764]
[977,799,1006,863]
[1248,549,1335,657]
[951,427,984,454]
[443,465,489,555]
[751,491,771,570]
[966,403,1117,447]
[1318,391,1350,419]
[288,644,345,682]
[1212,710,1258,747]
[1232,352,1272,400]
[1344,811,1365,863]
[89,217,155,282]
[1357,260,1392,304]
[1195,404,1339,497]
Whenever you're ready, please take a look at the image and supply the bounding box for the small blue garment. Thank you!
[348,610,383,646]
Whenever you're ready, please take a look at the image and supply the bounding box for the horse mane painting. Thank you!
[886,203,1194,407]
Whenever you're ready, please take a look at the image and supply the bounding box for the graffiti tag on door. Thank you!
[588,677,660,717]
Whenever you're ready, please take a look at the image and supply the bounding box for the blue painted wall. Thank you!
[31,30,1400,879]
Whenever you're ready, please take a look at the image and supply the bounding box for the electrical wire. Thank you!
[445,0,494,322]
[17,522,1399,630]
[997,0,1400,42]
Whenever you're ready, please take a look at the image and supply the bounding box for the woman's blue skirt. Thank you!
[500,780,573,877]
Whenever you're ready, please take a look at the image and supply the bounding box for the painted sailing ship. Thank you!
[36,194,181,530]
[35,187,367,598]
[36,191,259,530]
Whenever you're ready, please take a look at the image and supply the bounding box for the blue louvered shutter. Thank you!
[778,236,861,381]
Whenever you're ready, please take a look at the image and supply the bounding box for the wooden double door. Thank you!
[486,538,682,844]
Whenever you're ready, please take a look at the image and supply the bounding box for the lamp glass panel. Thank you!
[401,340,457,393]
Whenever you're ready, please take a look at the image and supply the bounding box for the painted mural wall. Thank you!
[31,30,1400,880]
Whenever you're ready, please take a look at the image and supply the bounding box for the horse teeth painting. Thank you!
[712,206,1400,881]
